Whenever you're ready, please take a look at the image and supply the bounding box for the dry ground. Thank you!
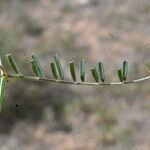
[0,0,150,149]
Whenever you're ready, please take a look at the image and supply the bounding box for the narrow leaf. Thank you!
[122,60,128,81]
[80,59,85,82]
[5,53,22,75]
[118,69,123,82]
[53,55,64,80]
[98,62,105,82]
[31,59,41,77]
[69,60,76,82]
[91,68,99,82]
[50,61,58,79]
[0,76,6,113]
[31,54,44,77]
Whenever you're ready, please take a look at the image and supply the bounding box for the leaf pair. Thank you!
[31,54,44,78]
[70,59,85,82]
[50,55,64,80]
[91,62,105,83]
[118,61,128,82]
[5,53,22,75]
[69,59,86,82]
[68,59,86,82]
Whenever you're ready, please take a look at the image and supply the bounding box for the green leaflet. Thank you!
[5,53,22,75]
[118,69,123,82]
[31,54,44,78]
[50,61,58,79]
[98,62,105,82]
[80,59,85,82]
[122,61,128,81]
[91,68,99,82]
[70,60,76,82]
[0,76,6,113]
[31,59,42,77]
[53,55,64,80]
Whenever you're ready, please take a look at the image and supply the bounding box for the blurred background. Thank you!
[0,0,150,149]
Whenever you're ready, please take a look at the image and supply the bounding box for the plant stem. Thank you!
[0,76,7,113]
[3,73,150,87]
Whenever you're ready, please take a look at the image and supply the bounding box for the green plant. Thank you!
[0,53,150,113]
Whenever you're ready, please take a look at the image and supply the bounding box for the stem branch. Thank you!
[3,73,150,87]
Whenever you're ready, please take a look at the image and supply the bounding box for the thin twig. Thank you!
[1,73,149,86]
[0,58,7,76]
[0,58,3,75]
[0,58,7,113]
